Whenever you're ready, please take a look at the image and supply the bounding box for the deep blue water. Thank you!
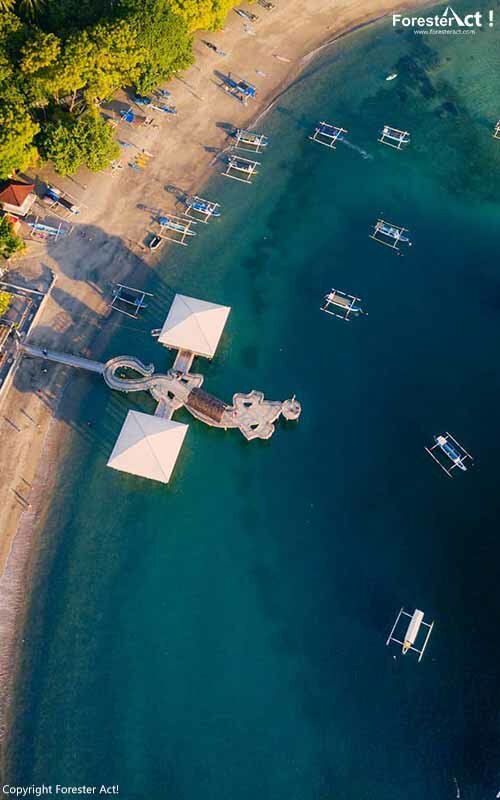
[7,8,500,799]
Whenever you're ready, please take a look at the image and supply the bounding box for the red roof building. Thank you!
[0,180,36,217]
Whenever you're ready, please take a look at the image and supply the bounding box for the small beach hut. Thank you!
[158,294,231,360]
[107,410,188,484]
[0,180,36,217]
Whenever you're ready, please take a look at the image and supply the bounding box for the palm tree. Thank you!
[16,0,46,21]
[0,0,15,11]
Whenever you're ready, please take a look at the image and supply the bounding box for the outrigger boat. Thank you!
[223,73,257,104]
[309,121,347,150]
[44,186,80,215]
[135,95,177,114]
[184,196,221,223]
[157,214,197,246]
[222,154,260,184]
[233,128,269,153]
[370,218,411,251]
[110,283,153,319]
[386,607,434,662]
[493,120,500,140]
[378,125,411,150]
[320,289,363,321]
[425,432,473,477]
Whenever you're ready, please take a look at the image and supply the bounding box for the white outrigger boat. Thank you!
[309,121,347,150]
[370,218,411,251]
[157,214,197,246]
[378,125,411,150]
[184,196,221,223]
[386,607,434,661]
[385,73,398,81]
[320,289,363,321]
[222,154,260,184]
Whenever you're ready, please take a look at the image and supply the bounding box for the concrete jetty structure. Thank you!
[20,294,301,484]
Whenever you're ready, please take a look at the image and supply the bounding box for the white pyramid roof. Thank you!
[158,294,231,358]
[107,411,188,484]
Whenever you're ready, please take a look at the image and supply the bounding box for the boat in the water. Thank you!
[385,73,398,81]
[378,222,410,242]
[425,432,473,477]
[434,435,467,471]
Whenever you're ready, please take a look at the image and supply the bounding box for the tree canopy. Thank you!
[0,219,25,259]
[42,112,120,175]
[0,0,240,178]
[0,291,13,316]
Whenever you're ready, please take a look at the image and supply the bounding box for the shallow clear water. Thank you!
[8,7,500,798]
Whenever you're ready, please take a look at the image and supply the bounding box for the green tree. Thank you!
[0,290,11,316]
[0,220,24,259]
[57,31,94,110]
[120,0,193,93]
[42,0,114,32]
[85,20,140,102]
[19,30,60,74]
[18,30,61,107]
[0,100,39,178]
[76,112,120,171]
[169,0,238,31]
[16,0,46,22]
[42,111,119,174]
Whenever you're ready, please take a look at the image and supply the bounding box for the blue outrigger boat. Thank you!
[157,214,197,246]
[425,432,473,476]
[370,218,411,251]
[309,121,347,149]
[186,197,221,218]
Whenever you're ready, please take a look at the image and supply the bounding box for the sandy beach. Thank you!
[0,0,429,760]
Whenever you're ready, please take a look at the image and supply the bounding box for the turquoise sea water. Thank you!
[7,7,500,798]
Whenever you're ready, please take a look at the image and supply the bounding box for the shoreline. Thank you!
[0,0,430,775]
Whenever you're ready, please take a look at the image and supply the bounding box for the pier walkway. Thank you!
[20,345,301,441]
[21,343,105,374]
